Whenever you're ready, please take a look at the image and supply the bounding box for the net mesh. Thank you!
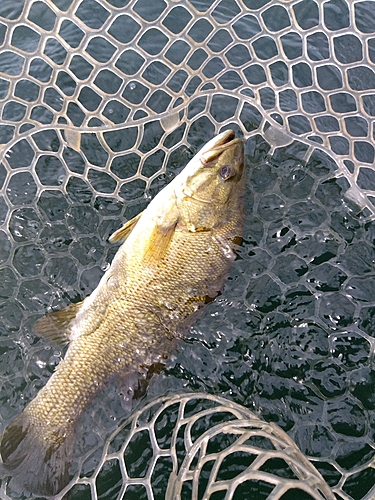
[0,0,375,499]
[57,393,336,500]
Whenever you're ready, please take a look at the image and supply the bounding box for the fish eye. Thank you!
[219,164,233,180]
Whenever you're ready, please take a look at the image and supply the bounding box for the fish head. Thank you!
[176,130,245,232]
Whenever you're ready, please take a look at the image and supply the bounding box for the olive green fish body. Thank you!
[0,130,245,495]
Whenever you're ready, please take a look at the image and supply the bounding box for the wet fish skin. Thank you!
[0,130,246,496]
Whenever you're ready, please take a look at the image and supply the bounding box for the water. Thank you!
[145,135,375,495]
[1,132,375,499]
[1,0,375,498]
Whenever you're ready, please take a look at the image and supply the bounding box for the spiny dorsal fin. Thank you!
[109,211,144,244]
[33,301,84,345]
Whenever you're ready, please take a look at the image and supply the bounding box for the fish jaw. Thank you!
[174,129,244,202]
[199,129,237,158]
[173,130,245,234]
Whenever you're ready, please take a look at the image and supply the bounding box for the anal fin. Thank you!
[33,301,84,345]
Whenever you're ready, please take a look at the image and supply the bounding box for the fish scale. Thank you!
[0,130,245,496]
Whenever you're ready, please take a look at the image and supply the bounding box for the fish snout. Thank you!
[201,130,243,164]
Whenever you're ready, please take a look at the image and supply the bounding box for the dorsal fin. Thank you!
[109,211,144,243]
[33,301,84,345]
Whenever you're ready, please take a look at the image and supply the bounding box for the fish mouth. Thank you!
[201,130,242,164]
[216,129,235,146]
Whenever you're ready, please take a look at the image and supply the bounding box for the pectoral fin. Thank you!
[144,221,177,265]
[109,211,144,243]
[33,301,84,344]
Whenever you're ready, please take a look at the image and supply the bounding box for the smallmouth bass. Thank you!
[0,130,246,495]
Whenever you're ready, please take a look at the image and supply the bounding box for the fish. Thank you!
[0,129,246,496]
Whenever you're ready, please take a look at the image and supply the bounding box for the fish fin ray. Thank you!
[144,221,177,265]
[109,211,144,243]
[33,301,84,344]
[117,363,166,411]
[0,409,74,496]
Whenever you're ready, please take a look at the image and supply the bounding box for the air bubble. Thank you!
[107,275,119,289]
[36,359,46,369]
[49,355,61,369]
[129,82,136,90]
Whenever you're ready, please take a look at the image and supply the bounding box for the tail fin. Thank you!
[0,408,74,496]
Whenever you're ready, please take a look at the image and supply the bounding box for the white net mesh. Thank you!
[1,0,375,499]
[57,393,336,500]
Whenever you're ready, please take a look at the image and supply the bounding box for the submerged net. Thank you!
[0,0,375,498]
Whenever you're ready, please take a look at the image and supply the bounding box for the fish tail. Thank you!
[0,407,74,496]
